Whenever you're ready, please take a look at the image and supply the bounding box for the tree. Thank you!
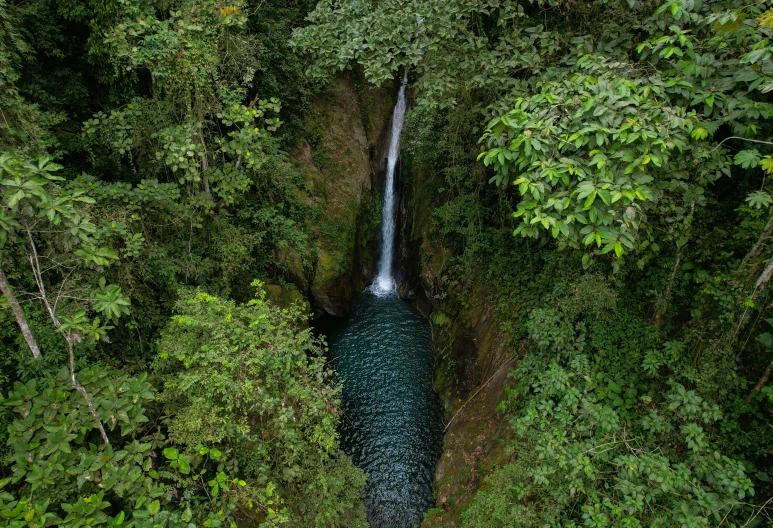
[480,4,773,271]
[0,366,275,528]
[0,152,134,440]
[297,1,773,526]
[84,0,281,207]
[1,2,367,526]
[291,0,561,106]
[155,284,368,527]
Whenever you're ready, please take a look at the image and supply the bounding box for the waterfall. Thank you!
[323,73,443,528]
[373,72,408,295]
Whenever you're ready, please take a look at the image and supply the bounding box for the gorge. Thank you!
[318,73,444,528]
[3,1,773,527]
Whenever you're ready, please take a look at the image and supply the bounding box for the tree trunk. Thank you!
[22,230,109,443]
[748,355,773,402]
[753,258,773,301]
[0,264,41,359]
[740,210,773,273]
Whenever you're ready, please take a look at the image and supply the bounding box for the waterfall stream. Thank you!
[317,74,444,527]
[373,72,408,295]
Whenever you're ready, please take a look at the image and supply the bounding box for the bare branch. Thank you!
[0,264,42,359]
[27,226,59,327]
[742,494,773,527]
[66,333,109,445]
[53,265,79,314]
[710,136,773,153]
[25,227,109,444]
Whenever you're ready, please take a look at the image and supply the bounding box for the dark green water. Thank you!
[319,290,444,528]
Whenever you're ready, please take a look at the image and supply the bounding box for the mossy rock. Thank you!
[289,72,393,314]
[263,284,306,310]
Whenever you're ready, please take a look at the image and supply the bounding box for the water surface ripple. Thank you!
[323,291,443,527]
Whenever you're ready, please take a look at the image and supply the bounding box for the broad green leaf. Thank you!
[177,455,190,474]
[147,500,160,516]
[746,191,772,209]
[735,149,761,169]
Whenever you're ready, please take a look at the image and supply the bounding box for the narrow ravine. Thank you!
[318,74,444,527]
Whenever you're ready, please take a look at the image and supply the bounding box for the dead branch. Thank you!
[27,227,59,327]
[66,333,109,444]
[742,494,773,527]
[0,264,42,359]
[26,227,109,444]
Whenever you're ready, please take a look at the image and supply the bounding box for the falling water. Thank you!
[373,72,409,294]
[316,72,444,527]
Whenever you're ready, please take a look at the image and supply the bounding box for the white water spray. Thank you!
[373,73,408,295]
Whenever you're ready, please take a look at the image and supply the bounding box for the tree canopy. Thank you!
[1,1,365,526]
[295,0,773,525]
[6,0,773,526]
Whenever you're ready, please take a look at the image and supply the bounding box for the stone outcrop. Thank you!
[400,163,519,527]
[285,72,395,315]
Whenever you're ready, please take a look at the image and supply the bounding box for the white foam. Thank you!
[373,72,409,292]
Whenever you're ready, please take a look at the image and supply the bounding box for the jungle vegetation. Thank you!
[0,1,366,526]
[4,0,773,527]
[295,0,773,526]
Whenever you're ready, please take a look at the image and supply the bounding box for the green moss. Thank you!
[312,146,333,169]
[290,74,389,303]
[264,284,307,310]
[361,192,382,249]
[430,311,451,327]
[314,217,356,288]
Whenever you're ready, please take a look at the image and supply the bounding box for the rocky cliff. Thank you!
[282,72,515,525]
[282,72,395,315]
[401,163,520,527]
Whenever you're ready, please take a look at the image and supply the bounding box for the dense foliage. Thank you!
[9,0,773,526]
[1,0,366,526]
[296,0,773,526]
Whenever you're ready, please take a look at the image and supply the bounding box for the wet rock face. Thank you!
[287,72,395,316]
[401,164,518,528]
